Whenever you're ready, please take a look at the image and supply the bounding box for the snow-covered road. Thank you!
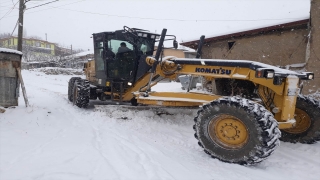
[0,69,319,180]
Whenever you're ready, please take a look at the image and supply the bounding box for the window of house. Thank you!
[228,41,235,50]
[8,39,11,45]
[35,42,40,47]
[46,44,51,48]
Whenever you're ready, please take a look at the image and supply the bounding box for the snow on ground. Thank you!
[0,69,320,180]
[28,67,84,76]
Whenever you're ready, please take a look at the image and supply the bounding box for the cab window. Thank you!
[94,41,104,71]
[107,39,133,55]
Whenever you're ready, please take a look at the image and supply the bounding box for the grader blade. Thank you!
[94,105,198,120]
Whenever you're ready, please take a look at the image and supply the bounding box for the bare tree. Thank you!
[0,33,10,39]
[0,33,11,47]
[27,35,43,40]
[21,44,35,62]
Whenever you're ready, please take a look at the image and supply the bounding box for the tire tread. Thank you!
[194,96,281,165]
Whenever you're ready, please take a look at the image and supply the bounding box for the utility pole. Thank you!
[45,33,47,41]
[17,0,25,51]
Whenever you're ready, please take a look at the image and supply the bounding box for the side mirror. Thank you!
[173,40,178,49]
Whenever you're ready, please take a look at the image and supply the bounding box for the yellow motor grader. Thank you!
[68,26,320,165]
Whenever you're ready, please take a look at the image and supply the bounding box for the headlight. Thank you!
[266,71,275,78]
[308,74,314,80]
[301,72,314,80]
[255,68,275,79]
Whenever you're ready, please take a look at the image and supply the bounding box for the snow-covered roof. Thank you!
[0,48,22,55]
[62,50,93,61]
[64,50,94,60]
[73,50,94,57]
[181,19,309,48]
[178,45,196,52]
[0,36,57,45]
[22,61,58,64]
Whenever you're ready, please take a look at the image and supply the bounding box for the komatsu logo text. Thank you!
[195,67,231,75]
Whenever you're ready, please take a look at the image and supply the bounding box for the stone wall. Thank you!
[202,28,309,67]
[181,1,320,95]
[200,25,320,94]
[305,0,320,94]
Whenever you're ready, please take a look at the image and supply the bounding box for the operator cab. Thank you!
[92,27,160,90]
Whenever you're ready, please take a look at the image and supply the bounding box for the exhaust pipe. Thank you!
[196,35,205,59]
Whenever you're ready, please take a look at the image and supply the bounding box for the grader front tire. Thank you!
[194,97,281,165]
[73,79,90,108]
[280,95,320,144]
[68,77,81,102]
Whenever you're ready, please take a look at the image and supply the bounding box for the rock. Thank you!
[0,107,5,113]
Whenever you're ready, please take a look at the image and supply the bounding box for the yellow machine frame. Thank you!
[85,53,307,130]
[129,57,301,129]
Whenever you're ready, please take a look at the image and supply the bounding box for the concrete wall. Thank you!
[162,49,186,58]
[154,47,186,58]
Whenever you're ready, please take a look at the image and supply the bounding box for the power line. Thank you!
[38,6,307,22]
[0,0,16,5]
[2,0,306,23]
[2,0,86,18]
[0,4,17,7]
[11,19,19,36]
[0,0,19,20]
[26,0,59,10]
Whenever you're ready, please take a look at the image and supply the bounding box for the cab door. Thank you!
[106,39,136,81]
[93,33,107,84]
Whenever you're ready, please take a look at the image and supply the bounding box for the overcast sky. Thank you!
[0,0,310,51]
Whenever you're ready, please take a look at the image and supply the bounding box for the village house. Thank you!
[154,46,196,58]
[180,0,320,94]
[0,36,56,56]
[65,50,94,68]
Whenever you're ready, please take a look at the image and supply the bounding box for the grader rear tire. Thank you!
[280,95,320,144]
[194,97,281,165]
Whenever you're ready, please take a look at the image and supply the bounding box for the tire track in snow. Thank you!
[94,112,279,180]
[112,132,175,179]
[92,117,225,179]
[90,125,120,179]
[89,121,176,179]
[2,128,67,172]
